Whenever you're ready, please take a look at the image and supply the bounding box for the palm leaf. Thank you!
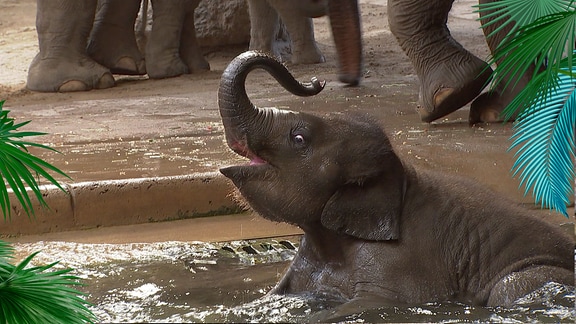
[0,153,35,216]
[476,0,574,38]
[479,7,576,118]
[0,249,97,324]
[509,71,575,216]
[0,241,13,262]
[0,100,71,220]
[0,100,96,322]
[476,1,575,216]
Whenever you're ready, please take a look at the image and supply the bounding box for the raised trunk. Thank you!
[218,51,324,150]
[327,0,362,85]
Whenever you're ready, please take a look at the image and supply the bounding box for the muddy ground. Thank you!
[0,0,573,240]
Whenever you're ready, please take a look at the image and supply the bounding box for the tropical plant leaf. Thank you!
[476,1,575,215]
[0,100,96,323]
[475,0,574,40]
[491,13,574,116]
[509,71,575,217]
[0,241,13,262]
[0,100,71,220]
[476,1,575,117]
[0,248,97,324]
[0,154,35,217]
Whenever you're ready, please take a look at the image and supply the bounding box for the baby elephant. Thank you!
[218,51,575,318]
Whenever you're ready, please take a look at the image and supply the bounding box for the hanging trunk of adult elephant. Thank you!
[218,51,324,154]
[326,0,363,86]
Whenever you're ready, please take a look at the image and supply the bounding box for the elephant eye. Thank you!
[293,134,306,145]
[290,125,310,148]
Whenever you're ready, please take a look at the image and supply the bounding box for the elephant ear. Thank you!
[320,160,406,241]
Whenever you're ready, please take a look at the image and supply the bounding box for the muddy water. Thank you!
[13,240,575,323]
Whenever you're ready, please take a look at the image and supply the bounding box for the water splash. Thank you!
[12,240,575,323]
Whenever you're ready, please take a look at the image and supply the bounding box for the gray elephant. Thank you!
[247,0,327,64]
[246,0,362,87]
[217,51,574,320]
[27,0,208,92]
[145,0,209,79]
[387,0,530,123]
[264,0,528,123]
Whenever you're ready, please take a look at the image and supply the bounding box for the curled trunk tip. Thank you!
[219,51,325,107]
[218,50,325,152]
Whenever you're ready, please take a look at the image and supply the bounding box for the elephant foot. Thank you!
[280,16,324,65]
[58,74,115,92]
[183,55,211,73]
[27,55,115,92]
[147,43,208,78]
[417,59,493,123]
[87,0,145,76]
[180,46,211,73]
[87,34,146,76]
[109,56,147,75]
[146,54,190,79]
[290,44,326,65]
[469,91,517,124]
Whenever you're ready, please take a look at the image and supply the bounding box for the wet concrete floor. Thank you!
[3,65,573,237]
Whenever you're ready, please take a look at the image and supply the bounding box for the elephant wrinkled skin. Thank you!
[218,51,575,320]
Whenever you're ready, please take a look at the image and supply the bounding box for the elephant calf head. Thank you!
[217,51,574,316]
[218,51,404,240]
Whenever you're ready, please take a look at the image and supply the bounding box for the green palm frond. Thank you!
[0,247,97,324]
[477,3,576,118]
[503,55,576,121]
[0,100,70,220]
[0,99,96,323]
[0,241,13,262]
[476,0,575,216]
[501,11,575,118]
[509,71,575,216]
[476,0,574,40]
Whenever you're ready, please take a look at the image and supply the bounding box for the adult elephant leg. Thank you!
[179,0,210,73]
[470,0,533,123]
[87,0,146,75]
[267,0,325,64]
[146,0,189,78]
[247,0,283,58]
[27,0,114,92]
[388,0,493,122]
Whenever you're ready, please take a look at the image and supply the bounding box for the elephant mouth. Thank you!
[229,139,267,166]
[220,139,275,183]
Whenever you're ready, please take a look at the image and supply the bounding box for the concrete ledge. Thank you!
[1,172,241,236]
[7,213,302,244]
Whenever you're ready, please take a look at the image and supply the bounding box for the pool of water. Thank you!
[13,240,576,323]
